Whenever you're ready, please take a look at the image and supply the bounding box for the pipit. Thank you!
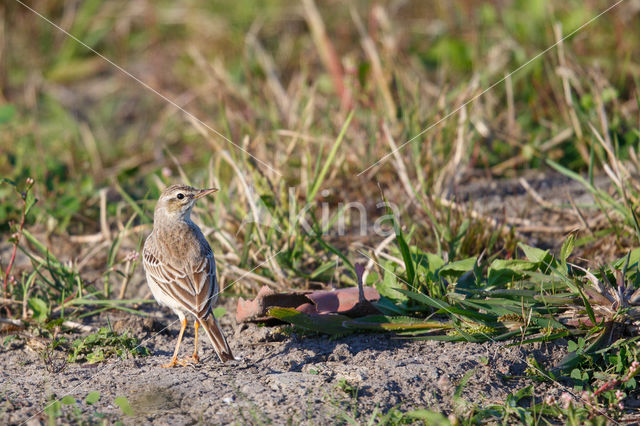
[143,184,234,367]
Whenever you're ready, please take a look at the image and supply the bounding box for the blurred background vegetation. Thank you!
[2,0,638,234]
[0,1,639,302]
[2,0,640,304]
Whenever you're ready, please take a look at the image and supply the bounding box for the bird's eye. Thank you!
[176,193,185,200]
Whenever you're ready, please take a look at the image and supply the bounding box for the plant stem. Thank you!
[2,196,28,316]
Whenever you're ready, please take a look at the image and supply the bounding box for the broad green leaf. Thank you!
[439,257,477,281]
[60,395,76,405]
[85,391,100,405]
[28,297,49,322]
[487,259,537,286]
[614,247,640,269]
[376,261,407,301]
[114,396,134,416]
[518,242,549,263]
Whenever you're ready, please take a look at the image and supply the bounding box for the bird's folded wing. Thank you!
[143,245,216,318]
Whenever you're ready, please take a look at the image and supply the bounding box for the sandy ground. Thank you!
[1,299,569,425]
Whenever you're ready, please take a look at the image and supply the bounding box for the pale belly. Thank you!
[146,272,189,319]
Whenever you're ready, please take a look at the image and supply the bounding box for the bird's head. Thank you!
[154,184,218,222]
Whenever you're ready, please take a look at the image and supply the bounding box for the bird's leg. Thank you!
[177,320,199,364]
[191,320,200,363]
[162,318,188,368]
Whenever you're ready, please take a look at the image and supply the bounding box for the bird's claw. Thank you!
[161,358,190,368]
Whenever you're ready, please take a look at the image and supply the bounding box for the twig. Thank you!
[518,178,557,210]
[0,317,25,327]
[99,188,110,242]
[69,224,149,244]
[566,191,593,235]
[62,320,95,333]
[383,122,415,202]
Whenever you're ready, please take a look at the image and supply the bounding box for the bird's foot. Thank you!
[191,353,200,364]
[161,357,189,368]
[175,356,198,366]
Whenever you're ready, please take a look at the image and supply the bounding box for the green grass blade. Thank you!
[307,110,354,202]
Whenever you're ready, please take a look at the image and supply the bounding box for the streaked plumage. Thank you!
[143,184,233,367]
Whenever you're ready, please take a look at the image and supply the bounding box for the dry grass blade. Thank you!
[302,0,351,109]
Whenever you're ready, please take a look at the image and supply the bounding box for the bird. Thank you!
[143,184,234,367]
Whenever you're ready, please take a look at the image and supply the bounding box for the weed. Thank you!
[67,326,149,364]
[41,336,67,374]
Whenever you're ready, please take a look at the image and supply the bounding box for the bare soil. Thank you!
[1,299,569,425]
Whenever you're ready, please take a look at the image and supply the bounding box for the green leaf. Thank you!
[27,297,50,322]
[376,261,407,301]
[395,288,451,311]
[213,307,227,319]
[570,368,583,380]
[518,242,549,263]
[45,400,61,418]
[60,395,76,405]
[567,340,578,352]
[487,259,537,286]
[372,297,409,315]
[268,307,350,335]
[0,104,16,124]
[576,285,597,326]
[309,261,338,280]
[395,227,416,286]
[560,235,575,263]
[614,247,640,269]
[85,391,100,405]
[342,315,450,332]
[454,368,475,398]
[421,252,446,274]
[403,409,450,425]
[439,257,477,281]
[307,110,354,202]
[114,396,134,416]
[115,181,152,223]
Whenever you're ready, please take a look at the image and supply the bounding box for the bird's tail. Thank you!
[200,314,234,362]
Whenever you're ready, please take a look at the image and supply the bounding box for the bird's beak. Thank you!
[193,188,219,199]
